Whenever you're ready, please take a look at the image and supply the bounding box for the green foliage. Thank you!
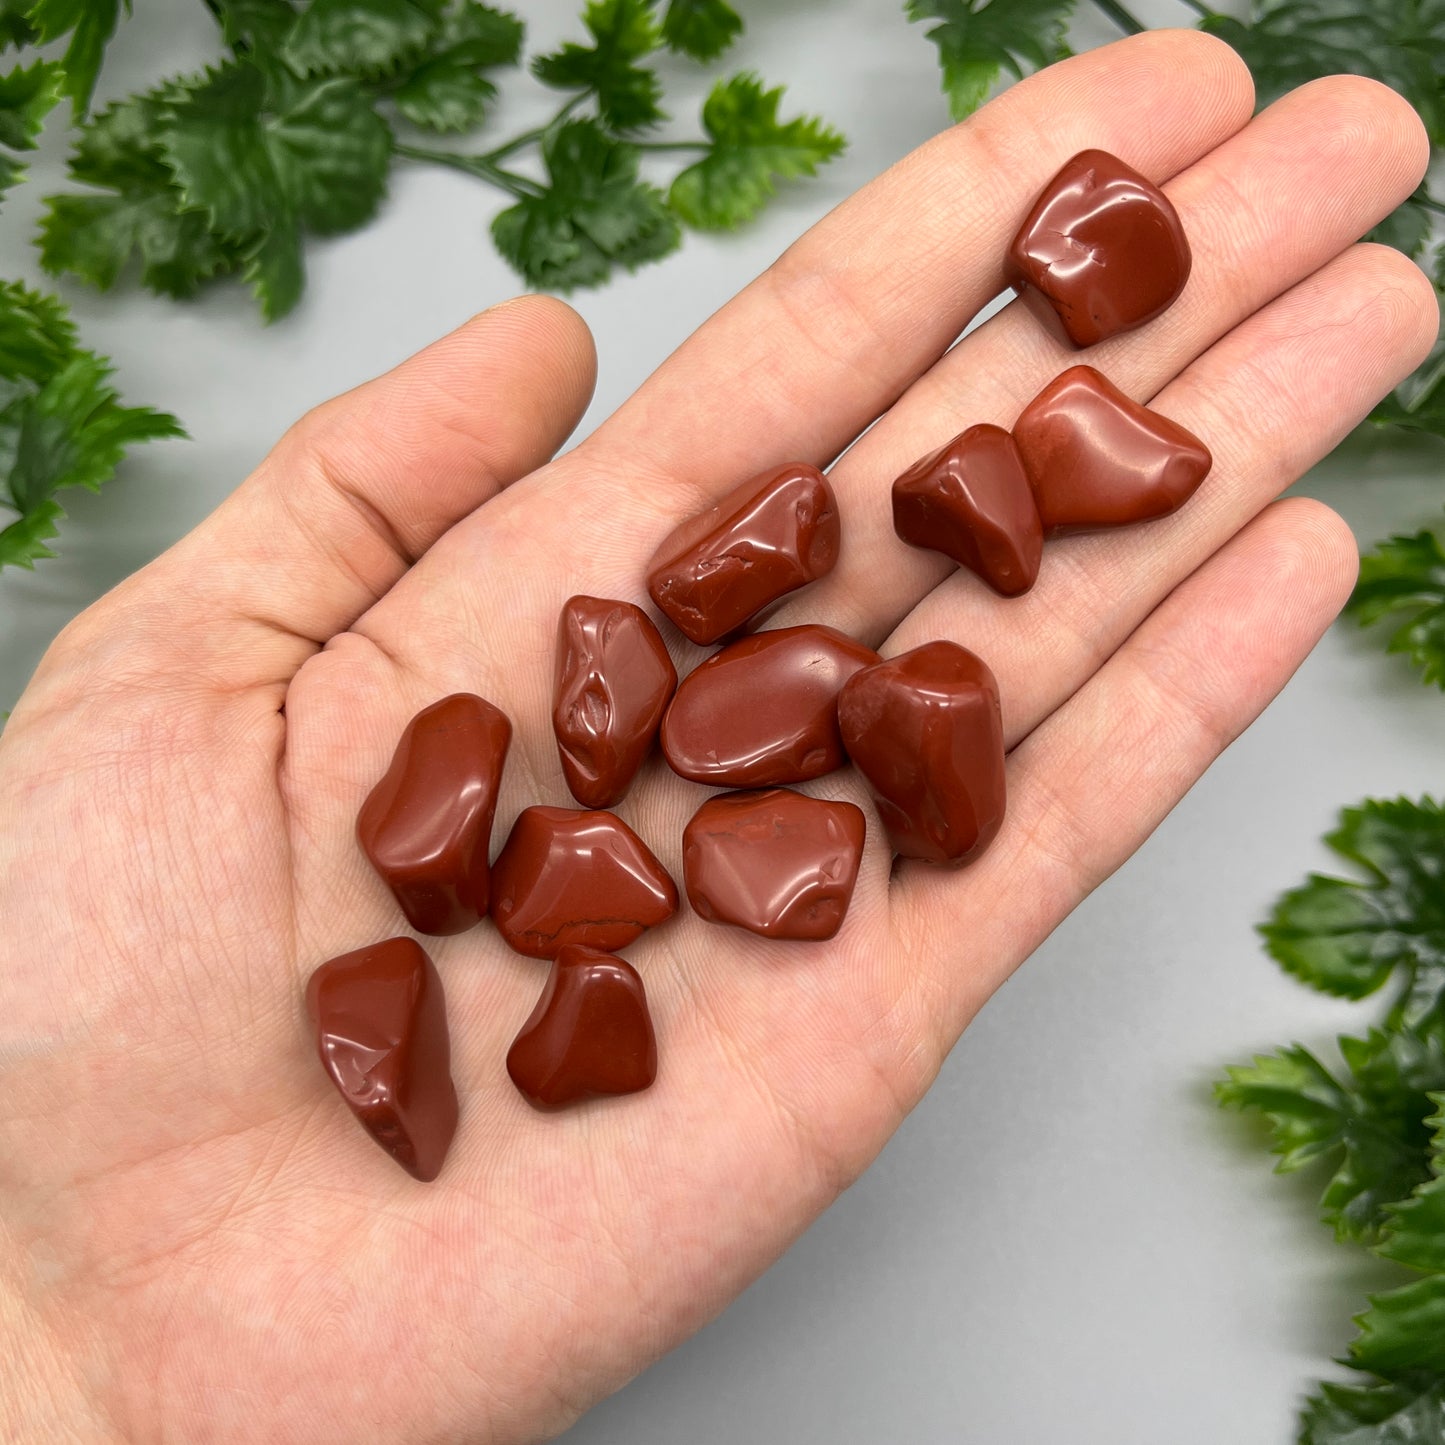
[904,0,1074,121]
[1347,517,1445,689]
[491,117,678,290]
[1300,1377,1445,1443]
[533,0,665,132]
[1259,799,1445,1027]
[656,0,741,60]
[1217,1033,1445,1243]
[28,0,122,116]
[30,0,834,314]
[670,72,845,230]
[0,281,182,570]
[0,57,62,198]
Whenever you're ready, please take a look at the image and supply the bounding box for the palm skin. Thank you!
[0,31,1436,1445]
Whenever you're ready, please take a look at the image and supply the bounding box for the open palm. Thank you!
[1,32,1434,1445]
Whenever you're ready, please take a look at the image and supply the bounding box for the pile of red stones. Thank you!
[306,149,1210,1182]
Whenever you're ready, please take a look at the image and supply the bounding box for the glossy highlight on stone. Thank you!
[553,595,677,809]
[1012,365,1212,534]
[661,624,879,787]
[305,937,458,1182]
[1008,149,1191,348]
[490,806,678,959]
[682,789,867,940]
[891,424,1043,597]
[357,693,512,935]
[837,642,1005,867]
[506,944,657,1109]
[645,463,841,645]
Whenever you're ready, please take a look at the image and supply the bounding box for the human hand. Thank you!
[0,30,1433,1445]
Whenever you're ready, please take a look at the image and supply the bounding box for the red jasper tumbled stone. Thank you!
[891,424,1043,597]
[1008,149,1191,348]
[490,806,678,959]
[1012,365,1212,534]
[682,788,867,940]
[645,462,841,645]
[837,642,1005,867]
[661,624,879,787]
[552,595,677,810]
[506,944,657,1109]
[357,693,512,935]
[305,937,459,1182]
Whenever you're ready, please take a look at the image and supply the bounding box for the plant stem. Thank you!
[394,143,547,198]
[1177,0,1214,16]
[483,96,586,164]
[1091,0,1147,34]
[1417,189,1445,216]
[634,141,710,153]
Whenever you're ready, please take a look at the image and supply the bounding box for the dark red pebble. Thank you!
[837,642,1005,867]
[489,806,678,960]
[506,944,658,1108]
[357,693,512,936]
[305,937,459,1182]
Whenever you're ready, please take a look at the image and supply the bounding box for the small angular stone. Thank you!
[357,693,512,936]
[553,596,677,810]
[682,789,867,940]
[506,944,657,1109]
[490,806,678,959]
[837,642,1005,867]
[891,424,1043,597]
[1012,365,1212,534]
[305,937,459,1182]
[646,462,841,645]
[661,624,879,787]
[1008,149,1191,348]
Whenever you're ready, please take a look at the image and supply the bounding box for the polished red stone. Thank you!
[837,642,1005,866]
[891,424,1043,597]
[1008,149,1191,348]
[682,789,867,940]
[661,624,878,787]
[1012,365,1212,534]
[506,944,657,1108]
[490,806,678,959]
[305,937,458,1182]
[646,463,841,645]
[552,595,677,810]
[357,693,512,935]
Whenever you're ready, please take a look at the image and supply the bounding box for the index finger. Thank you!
[585,29,1255,507]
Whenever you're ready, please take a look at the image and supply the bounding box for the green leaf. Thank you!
[1217,1030,1445,1242]
[0,59,64,153]
[1346,520,1445,690]
[283,0,438,79]
[1260,799,1445,1022]
[0,0,38,50]
[669,72,845,230]
[218,0,299,51]
[1202,1,1445,145]
[162,62,392,241]
[1301,1378,1445,1444]
[39,96,243,299]
[0,278,77,381]
[533,0,664,132]
[656,0,741,60]
[491,117,678,290]
[28,0,122,117]
[1379,1101,1445,1273]
[391,3,524,132]
[242,221,305,321]
[905,0,1074,121]
[0,282,181,573]
[1352,1275,1445,1379]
